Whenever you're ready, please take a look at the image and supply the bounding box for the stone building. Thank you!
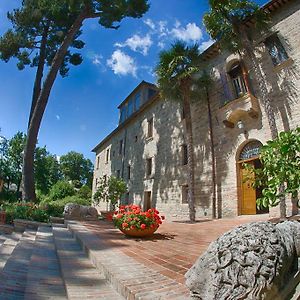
[92,0,300,219]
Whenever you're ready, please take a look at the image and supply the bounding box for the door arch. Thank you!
[237,140,268,215]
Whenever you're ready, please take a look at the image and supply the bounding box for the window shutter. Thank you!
[220,72,233,105]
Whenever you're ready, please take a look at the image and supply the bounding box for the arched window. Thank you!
[228,62,247,99]
[239,140,263,161]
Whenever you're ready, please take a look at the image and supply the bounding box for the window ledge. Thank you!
[273,58,293,73]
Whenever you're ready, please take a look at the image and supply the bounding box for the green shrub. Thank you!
[42,196,91,217]
[78,185,92,199]
[0,190,20,203]
[1,202,49,223]
[49,181,75,200]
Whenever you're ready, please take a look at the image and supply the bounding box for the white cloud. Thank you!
[115,34,152,56]
[92,54,103,66]
[107,50,137,77]
[199,39,214,52]
[174,20,181,29]
[144,18,155,30]
[158,21,168,37]
[157,41,165,49]
[171,23,203,42]
[55,115,60,121]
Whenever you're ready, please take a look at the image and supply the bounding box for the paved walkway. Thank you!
[81,214,270,286]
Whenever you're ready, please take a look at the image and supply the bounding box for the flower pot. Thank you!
[119,226,158,237]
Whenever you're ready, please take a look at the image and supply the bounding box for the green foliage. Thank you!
[2,202,49,223]
[94,176,127,210]
[0,132,26,192]
[49,180,75,200]
[251,128,300,208]
[60,151,93,187]
[203,0,269,53]
[35,147,61,194]
[78,185,92,199]
[41,196,91,217]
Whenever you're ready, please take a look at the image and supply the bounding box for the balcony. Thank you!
[219,93,260,128]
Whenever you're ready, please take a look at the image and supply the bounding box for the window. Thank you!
[147,117,153,138]
[127,165,131,180]
[128,99,134,117]
[135,92,141,111]
[116,170,120,178]
[96,156,100,169]
[105,148,110,163]
[135,135,138,142]
[146,158,152,176]
[119,140,123,155]
[265,34,288,66]
[228,64,247,98]
[182,185,188,204]
[119,106,126,124]
[182,144,188,166]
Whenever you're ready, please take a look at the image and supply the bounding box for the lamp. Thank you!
[236,120,245,130]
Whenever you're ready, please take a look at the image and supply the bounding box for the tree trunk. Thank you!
[22,10,87,201]
[182,82,196,222]
[206,87,217,219]
[27,24,49,128]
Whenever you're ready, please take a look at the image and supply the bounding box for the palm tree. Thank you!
[204,0,286,217]
[156,41,204,222]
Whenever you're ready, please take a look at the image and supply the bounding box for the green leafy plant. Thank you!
[49,180,75,200]
[78,185,92,200]
[249,128,300,209]
[93,176,127,211]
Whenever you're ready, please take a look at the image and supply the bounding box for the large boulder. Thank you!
[64,203,98,220]
[185,221,300,300]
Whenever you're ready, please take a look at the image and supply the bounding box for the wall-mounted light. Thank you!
[236,120,245,130]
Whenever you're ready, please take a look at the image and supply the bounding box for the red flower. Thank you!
[122,222,129,228]
[130,225,135,230]
[140,223,146,229]
[161,215,165,220]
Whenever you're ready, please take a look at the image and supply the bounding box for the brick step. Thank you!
[66,221,190,300]
[24,226,67,300]
[52,224,125,300]
[0,229,37,299]
[0,232,22,271]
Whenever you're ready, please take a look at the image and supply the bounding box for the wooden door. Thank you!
[144,191,152,211]
[240,161,256,215]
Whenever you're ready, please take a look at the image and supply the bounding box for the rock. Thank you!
[185,221,300,300]
[64,203,98,220]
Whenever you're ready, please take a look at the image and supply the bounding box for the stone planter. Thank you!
[119,226,158,237]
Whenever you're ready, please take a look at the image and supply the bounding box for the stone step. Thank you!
[66,221,190,300]
[0,232,22,271]
[52,224,125,300]
[24,226,67,300]
[0,229,37,299]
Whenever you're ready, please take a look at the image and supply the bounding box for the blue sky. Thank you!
[0,0,265,162]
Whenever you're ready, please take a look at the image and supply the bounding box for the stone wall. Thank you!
[93,1,300,220]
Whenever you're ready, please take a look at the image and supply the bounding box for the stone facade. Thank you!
[92,0,300,219]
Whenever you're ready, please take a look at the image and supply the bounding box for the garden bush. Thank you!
[49,180,75,200]
[78,185,92,199]
[1,202,49,224]
[42,196,92,217]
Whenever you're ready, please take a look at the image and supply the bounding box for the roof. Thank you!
[117,80,158,109]
[92,92,160,152]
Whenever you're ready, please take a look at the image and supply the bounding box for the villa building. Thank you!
[92,0,300,219]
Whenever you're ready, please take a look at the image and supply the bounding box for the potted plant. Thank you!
[113,204,165,237]
[93,176,127,220]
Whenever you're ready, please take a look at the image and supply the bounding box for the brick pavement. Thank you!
[67,214,270,299]
[81,214,270,285]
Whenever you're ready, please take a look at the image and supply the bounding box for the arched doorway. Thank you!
[237,140,268,215]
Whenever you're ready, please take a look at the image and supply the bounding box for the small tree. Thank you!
[250,128,300,213]
[94,176,127,211]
